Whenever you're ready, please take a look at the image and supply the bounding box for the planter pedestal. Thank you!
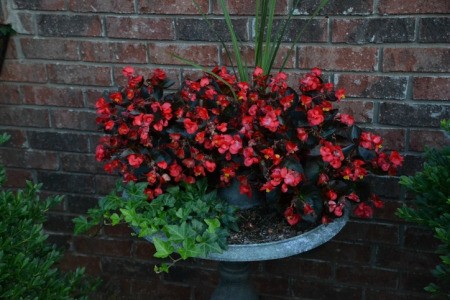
[210,262,258,300]
[206,207,349,300]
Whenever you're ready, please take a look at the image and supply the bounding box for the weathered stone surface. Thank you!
[294,0,373,15]
[383,48,450,72]
[379,102,450,127]
[419,17,450,43]
[176,18,248,42]
[332,18,415,44]
[335,74,407,99]
[37,14,102,37]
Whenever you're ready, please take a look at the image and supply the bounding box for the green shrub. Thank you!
[396,124,450,297]
[0,133,99,299]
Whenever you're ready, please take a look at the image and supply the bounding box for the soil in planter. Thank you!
[227,205,317,245]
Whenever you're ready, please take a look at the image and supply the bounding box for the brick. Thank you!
[86,89,107,109]
[337,100,374,123]
[265,257,333,279]
[47,64,112,86]
[332,18,415,44]
[93,276,134,298]
[23,85,84,107]
[133,279,192,299]
[13,0,66,10]
[75,237,133,257]
[0,105,50,127]
[21,37,79,60]
[44,213,75,233]
[37,171,96,194]
[373,128,406,151]
[0,149,58,170]
[274,19,327,43]
[101,257,157,278]
[220,45,295,70]
[60,152,103,173]
[65,194,100,214]
[413,77,450,101]
[103,224,132,238]
[16,13,35,35]
[0,128,27,148]
[149,43,219,66]
[370,200,404,223]
[419,17,450,43]
[133,241,157,260]
[400,154,424,176]
[337,220,399,244]
[106,17,174,40]
[253,276,290,296]
[335,74,407,100]
[176,18,249,42]
[379,102,450,127]
[4,36,17,59]
[213,0,288,15]
[47,234,71,250]
[403,226,440,252]
[383,48,450,72]
[409,129,450,152]
[295,0,373,15]
[336,265,398,288]
[52,109,96,131]
[378,0,450,14]
[366,288,432,300]
[291,280,363,299]
[37,14,102,37]
[94,174,118,195]
[59,254,101,275]
[80,41,148,63]
[301,240,372,264]
[298,46,378,71]
[367,175,402,199]
[4,168,34,188]
[375,246,440,271]
[139,0,209,14]
[0,84,21,104]
[27,131,90,152]
[399,271,437,293]
[0,62,47,83]
[69,0,135,13]
[163,265,220,288]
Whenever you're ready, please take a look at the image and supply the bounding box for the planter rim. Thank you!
[205,205,349,261]
[136,200,349,262]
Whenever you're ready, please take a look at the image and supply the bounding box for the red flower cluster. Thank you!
[95,66,403,226]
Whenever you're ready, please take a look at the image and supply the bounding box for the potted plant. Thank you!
[0,23,14,73]
[74,0,403,277]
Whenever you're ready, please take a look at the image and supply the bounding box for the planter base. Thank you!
[210,262,258,300]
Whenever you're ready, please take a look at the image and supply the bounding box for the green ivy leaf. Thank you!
[153,238,174,258]
[204,218,220,234]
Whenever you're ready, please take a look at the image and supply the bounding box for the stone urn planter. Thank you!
[0,24,14,74]
[205,207,349,300]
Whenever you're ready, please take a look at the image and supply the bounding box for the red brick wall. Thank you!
[1,0,449,299]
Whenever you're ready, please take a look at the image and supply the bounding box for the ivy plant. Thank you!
[74,179,238,273]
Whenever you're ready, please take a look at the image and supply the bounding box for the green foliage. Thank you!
[74,178,238,273]
[0,136,98,299]
[396,126,450,297]
[441,119,450,133]
[190,0,330,82]
[0,24,16,36]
